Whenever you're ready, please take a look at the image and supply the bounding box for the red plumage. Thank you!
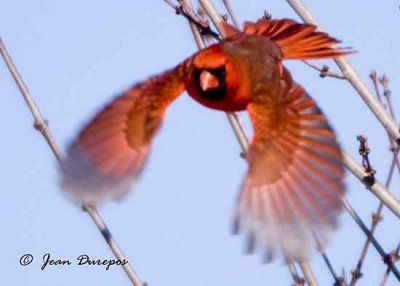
[61,18,352,260]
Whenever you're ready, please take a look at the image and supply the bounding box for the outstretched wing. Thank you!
[60,65,186,205]
[235,81,345,261]
[221,18,353,60]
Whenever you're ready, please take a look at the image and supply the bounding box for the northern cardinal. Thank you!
[61,18,351,260]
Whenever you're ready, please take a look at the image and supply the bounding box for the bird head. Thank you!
[185,33,283,112]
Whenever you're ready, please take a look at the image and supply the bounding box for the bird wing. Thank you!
[221,18,353,60]
[235,80,345,261]
[61,65,186,205]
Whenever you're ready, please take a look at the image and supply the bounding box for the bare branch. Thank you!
[379,75,397,123]
[299,262,319,286]
[287,261,306,286]
[370,72,400,173]
[349,72,400,286]
[342,199,400,281]
[343,151,400,219]
[222,0,240,28]
[163,0,220,39]
[303,61,346,79]
[320,252,346,286]
[380,244,400,286]
[0,38,63,163]
[357,135,376,185]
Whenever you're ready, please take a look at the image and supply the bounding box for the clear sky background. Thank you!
[1,1,400,285]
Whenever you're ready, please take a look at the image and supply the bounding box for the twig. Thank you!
[303,61,346,79]
[342,198,400,281]
[349,136,382,286]
[0,39,63,162]
[370,71,385,105]
[287,261,306,286]
[222,0,240,28]
[320,252,346,286]
[342,151,400,219]
[379,75,397,123]
[349,73,400,286]
[380,244,400,286]
[312,231,345,285]
[299,262,318,286]
[285,0,400,144]
[370,72,400,174]
[357,135,376,185]
[163,0,220,39]
[348,159,395,286]
[0,38,144,286]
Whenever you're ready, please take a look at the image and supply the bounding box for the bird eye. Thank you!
[193,66,226,101]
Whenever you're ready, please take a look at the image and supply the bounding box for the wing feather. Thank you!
[235,81,345,260]
[243,18,353,60]
[60,65,186,205]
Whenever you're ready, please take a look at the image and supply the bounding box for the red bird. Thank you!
[61,18,351,260]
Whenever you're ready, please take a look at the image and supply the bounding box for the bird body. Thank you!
[61,18,352,260]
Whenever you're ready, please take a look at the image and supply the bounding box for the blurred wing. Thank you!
[61,65,186,205]
[235,82,345,261]
[243,18,353,60]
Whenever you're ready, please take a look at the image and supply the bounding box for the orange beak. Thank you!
[199,70,219,91]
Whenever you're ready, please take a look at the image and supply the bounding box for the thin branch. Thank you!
[342,151,400,220]
[181,1,207,49]
[348,159,394,286]
[379,75,397,123]
[285,0,400,144]
[320,252,346,286]
[357,135,376,184]
[222,0,240,28]
[342,198,400,281]
[370,71,385,105]
[0,39,63,162]
[313,229,346,285]
[370,71,400,174]
[163,0,220,39]
[0,38,144,286]
[303,61,346,80]
[349,136,387,286]
[287,261,306,286]
[380,244,400,286]
[349,73,400,286]
[299,262,319,286]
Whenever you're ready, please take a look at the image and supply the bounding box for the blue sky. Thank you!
[1,0,400,285]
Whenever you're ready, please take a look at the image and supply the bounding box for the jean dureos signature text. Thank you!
[40,253,128,270]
